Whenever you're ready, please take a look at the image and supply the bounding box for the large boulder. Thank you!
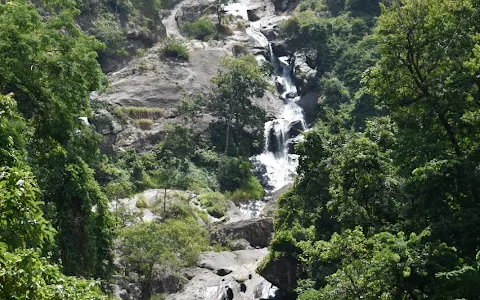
[151,266,188,295]
[293,52,317,94]
[287,119,304,139]
[261,183,292,217]
[259,15,289,41]
[246,2,267,21]
[297,91,320,123]
[91,46,226,149]
[211,218,274,248]
[257,256,298,295]
[167,249,284,300]
[174,0,216,29]
[271,40,292,58]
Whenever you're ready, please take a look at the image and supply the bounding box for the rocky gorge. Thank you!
[92,0,322,298]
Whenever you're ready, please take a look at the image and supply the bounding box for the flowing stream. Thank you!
[236,21,308,218]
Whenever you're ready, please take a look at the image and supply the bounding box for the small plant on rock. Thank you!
[161,37,190,61]
[183,18,216,41]
[135,195,149,209]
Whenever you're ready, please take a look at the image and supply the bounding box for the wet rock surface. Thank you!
[166,249,283,300]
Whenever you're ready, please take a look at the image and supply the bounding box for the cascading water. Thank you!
[252,44,307,192]
[239,27,308,219]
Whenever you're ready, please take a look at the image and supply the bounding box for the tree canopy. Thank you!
[263,0,480,298]
[0,0,113,286]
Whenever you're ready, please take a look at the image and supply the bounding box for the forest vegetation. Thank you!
[260,0,480,299]
[2,0,480,299]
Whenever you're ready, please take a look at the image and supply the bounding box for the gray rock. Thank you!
[297,91,320,123]
[92,109,123,133]
[287,119,304,139]
[259,15,289,41]
[211,218,274,248]
[261,183,293,217]
[92,46,227,149]
[257,256,298,295]
[260,27,277,41]
[174,0,215,29]
[284,92,296,99]
[275,76,286,94]
[293,52,317,94]
[273,0,298,12]
[229,238,252,251]
[271,41,291,57]
[151,267,187,294]
[167,249,279,300]
[246,3,266,21]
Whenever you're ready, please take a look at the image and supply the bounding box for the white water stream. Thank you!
[221,5,308,219]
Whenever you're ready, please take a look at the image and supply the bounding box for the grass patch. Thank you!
[235,20,248,32]
[151,294,166,300]
[184,18,216,41]
[199,192,227,218]
[212,243,230,252]
[116,106,164,119]
[161,201,195,220]
[162,37,189,61]
[135,118,153,130]
[195,208,210,224]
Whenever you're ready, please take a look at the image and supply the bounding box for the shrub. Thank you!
[91,14,127,56]
[135,195,149,209]
[162,37,189,61]
[206,205,226,218]
[232,43,250,57]
[217,158,252,192]
[161,202,195,220]
[199,192,227,218]
[229,176,264,203]
[235,20,248,31]
[151,294,166,300]
[138,61,148,72]
[183,18,216,41]
[183,163,220,193]
[135,118,153,130]
[195,209,210,224]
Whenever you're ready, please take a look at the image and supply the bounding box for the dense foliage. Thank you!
[117,201,209,299]
[0,95,106,298]
[263,0,480,298]
[0,0,113,296]
[76,0,166,68]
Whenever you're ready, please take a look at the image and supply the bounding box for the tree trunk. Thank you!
[164,188,167,213]
[225,121,230,155]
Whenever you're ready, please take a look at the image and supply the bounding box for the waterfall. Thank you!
[221,2,309,218]
[252,42,307,193]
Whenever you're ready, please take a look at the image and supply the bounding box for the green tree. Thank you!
[0,95,106,298]
[297,228,480,300]
[118,220,209,299]
[206,55,269,156]
[0,0,114,279]
[367,0,480,255]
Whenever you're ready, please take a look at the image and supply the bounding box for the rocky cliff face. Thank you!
[91,0,318,152]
